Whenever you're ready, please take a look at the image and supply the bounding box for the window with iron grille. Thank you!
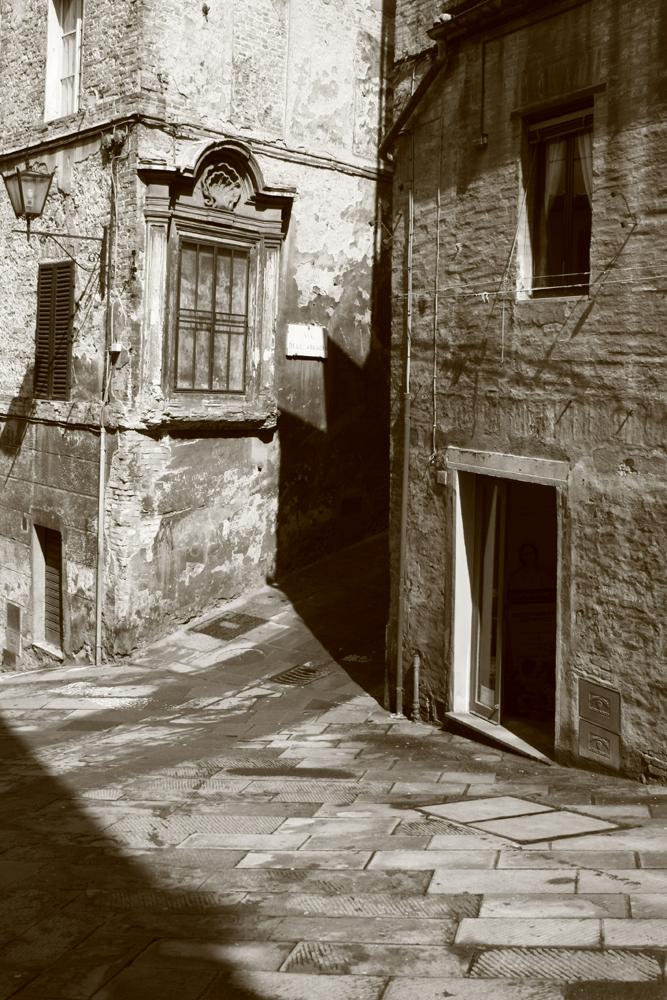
[529,105,593,297]
[34,261,74,400]
[175,241,249,393]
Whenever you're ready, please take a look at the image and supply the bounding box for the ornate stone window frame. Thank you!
[140,140,295,430]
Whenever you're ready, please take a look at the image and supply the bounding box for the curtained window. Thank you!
[529,106,593,296]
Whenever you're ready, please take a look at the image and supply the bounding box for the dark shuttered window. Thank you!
[35,261,74,399]
[175,241,249,393]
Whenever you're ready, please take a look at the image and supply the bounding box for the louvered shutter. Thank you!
[35,261,73,399]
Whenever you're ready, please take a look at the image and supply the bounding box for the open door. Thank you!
[471,477,506,721]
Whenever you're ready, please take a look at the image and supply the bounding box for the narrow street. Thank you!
[0,535,665,998]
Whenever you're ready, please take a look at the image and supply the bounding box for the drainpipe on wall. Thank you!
[395,127,414,717]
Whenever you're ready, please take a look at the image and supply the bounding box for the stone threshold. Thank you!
[445,712,554,765]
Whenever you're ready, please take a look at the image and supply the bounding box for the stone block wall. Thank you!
[389,0,667,775]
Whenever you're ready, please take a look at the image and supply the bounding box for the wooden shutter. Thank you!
[43,528,63,648]
[35,261,73,399]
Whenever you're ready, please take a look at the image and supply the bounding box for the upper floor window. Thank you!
[35,261,74,399]
[530,106,593,296]
[45,0,83,121]
[176,241,249,393]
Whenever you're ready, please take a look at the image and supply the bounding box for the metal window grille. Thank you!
[175,240,249,393]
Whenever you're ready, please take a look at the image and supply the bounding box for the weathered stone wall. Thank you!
[0,0,393,662]
[389,0,667,775]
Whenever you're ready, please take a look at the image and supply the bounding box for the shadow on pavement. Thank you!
[273,533,389,709]
[0,716,270,999]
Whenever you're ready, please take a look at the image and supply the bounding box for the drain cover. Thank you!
[190,611,268,641]
[271,663,334,686]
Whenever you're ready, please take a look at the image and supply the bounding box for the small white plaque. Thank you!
[286,324,327,359]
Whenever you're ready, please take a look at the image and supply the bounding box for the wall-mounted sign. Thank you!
[286,324,327,359]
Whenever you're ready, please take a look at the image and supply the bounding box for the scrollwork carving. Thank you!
[200,162,243,211]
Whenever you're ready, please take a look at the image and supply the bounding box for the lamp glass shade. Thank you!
[2,172,24,218]
[18,169,53,218]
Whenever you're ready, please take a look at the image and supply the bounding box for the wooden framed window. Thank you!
[530,106,593,296]
[175,240,249,393]
[45,0,83,121]
[35,261,74,400]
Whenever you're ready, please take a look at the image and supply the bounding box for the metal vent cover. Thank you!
[271,662,334,686]
[190,611,268,641]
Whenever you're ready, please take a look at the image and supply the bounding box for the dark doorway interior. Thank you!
[501,479,557,755]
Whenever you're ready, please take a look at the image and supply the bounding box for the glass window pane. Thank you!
[212,332,230,390]
[61,33,77,79]
[216,250,232,314]
[231,252,248,315]
[176,328,194,389]
[228,333,245,391]
[194,327,210,390]
[59,0,78,34]
[179,246,197,310]
[197,248,214,313]
[60,76,75,116]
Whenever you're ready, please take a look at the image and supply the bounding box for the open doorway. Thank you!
[470,475,557,756]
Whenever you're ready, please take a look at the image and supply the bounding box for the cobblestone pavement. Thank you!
[1,535,667,998]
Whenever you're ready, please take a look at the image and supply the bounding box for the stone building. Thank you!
[0,0,393,664]
[386,0,667,778]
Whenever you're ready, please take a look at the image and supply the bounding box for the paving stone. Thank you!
[630,894,667,917]
[565,985,667,999]
[497,851,636,869]
[428,834,511,849]
[579,870,667,893]
[305,836,431,851]
[456,917,601,948]
[561,831,667,851]
[93,890,246,912]
[178,834,309,851]
[269,915,455,944]
[238,892,478,919]
[203,869,433,894]
[277,816,399,836]
[313,804,425,820]
[470,947,662,981]
[202,970,388,1000]
[479,895,627,919]
[390,781,467,796]
[428,870,577,894]
[369,850,497,870]
[471,812,617,844]
[91,966,218,999]
[280,941,471,977]
[468,785,552,798]
[569,804,652,819]
[383,980,567,999]
[603,918,667,947]
[639,853,667,869]
[436,772,498,785]
[422,797,554,824]
[237,851,373,869]
[133,938,294,970]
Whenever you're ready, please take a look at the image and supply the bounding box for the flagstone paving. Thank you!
[0,535,667,997]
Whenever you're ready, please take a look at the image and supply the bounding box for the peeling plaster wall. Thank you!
[0,0,392,663]
[389,0,667,776]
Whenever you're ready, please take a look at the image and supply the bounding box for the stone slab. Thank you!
[421,797,554,824]
[428,870,577,894]
[470,811,617,843]
[390,782,467,796]
[455,917,601,948]
[497,851,636,869]
[479,894,626,918]
[630,895,667,918]
[269,915,455,944]
[368,850,498,870]
[604,918,667,947]
[177,834,309,851]
[383,981,567,1000]
[238,893,477,919]
[202,971,388,1000]
[579,870,667,893]
[469,947,661,981]
[280,941,471,977]
[134,937,293,970]
[236,851,373,869]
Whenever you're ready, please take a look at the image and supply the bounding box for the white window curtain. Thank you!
[543,139,566,218]
[577,132,594,206]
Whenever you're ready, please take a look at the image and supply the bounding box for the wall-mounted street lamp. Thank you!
[2,166,55,238]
